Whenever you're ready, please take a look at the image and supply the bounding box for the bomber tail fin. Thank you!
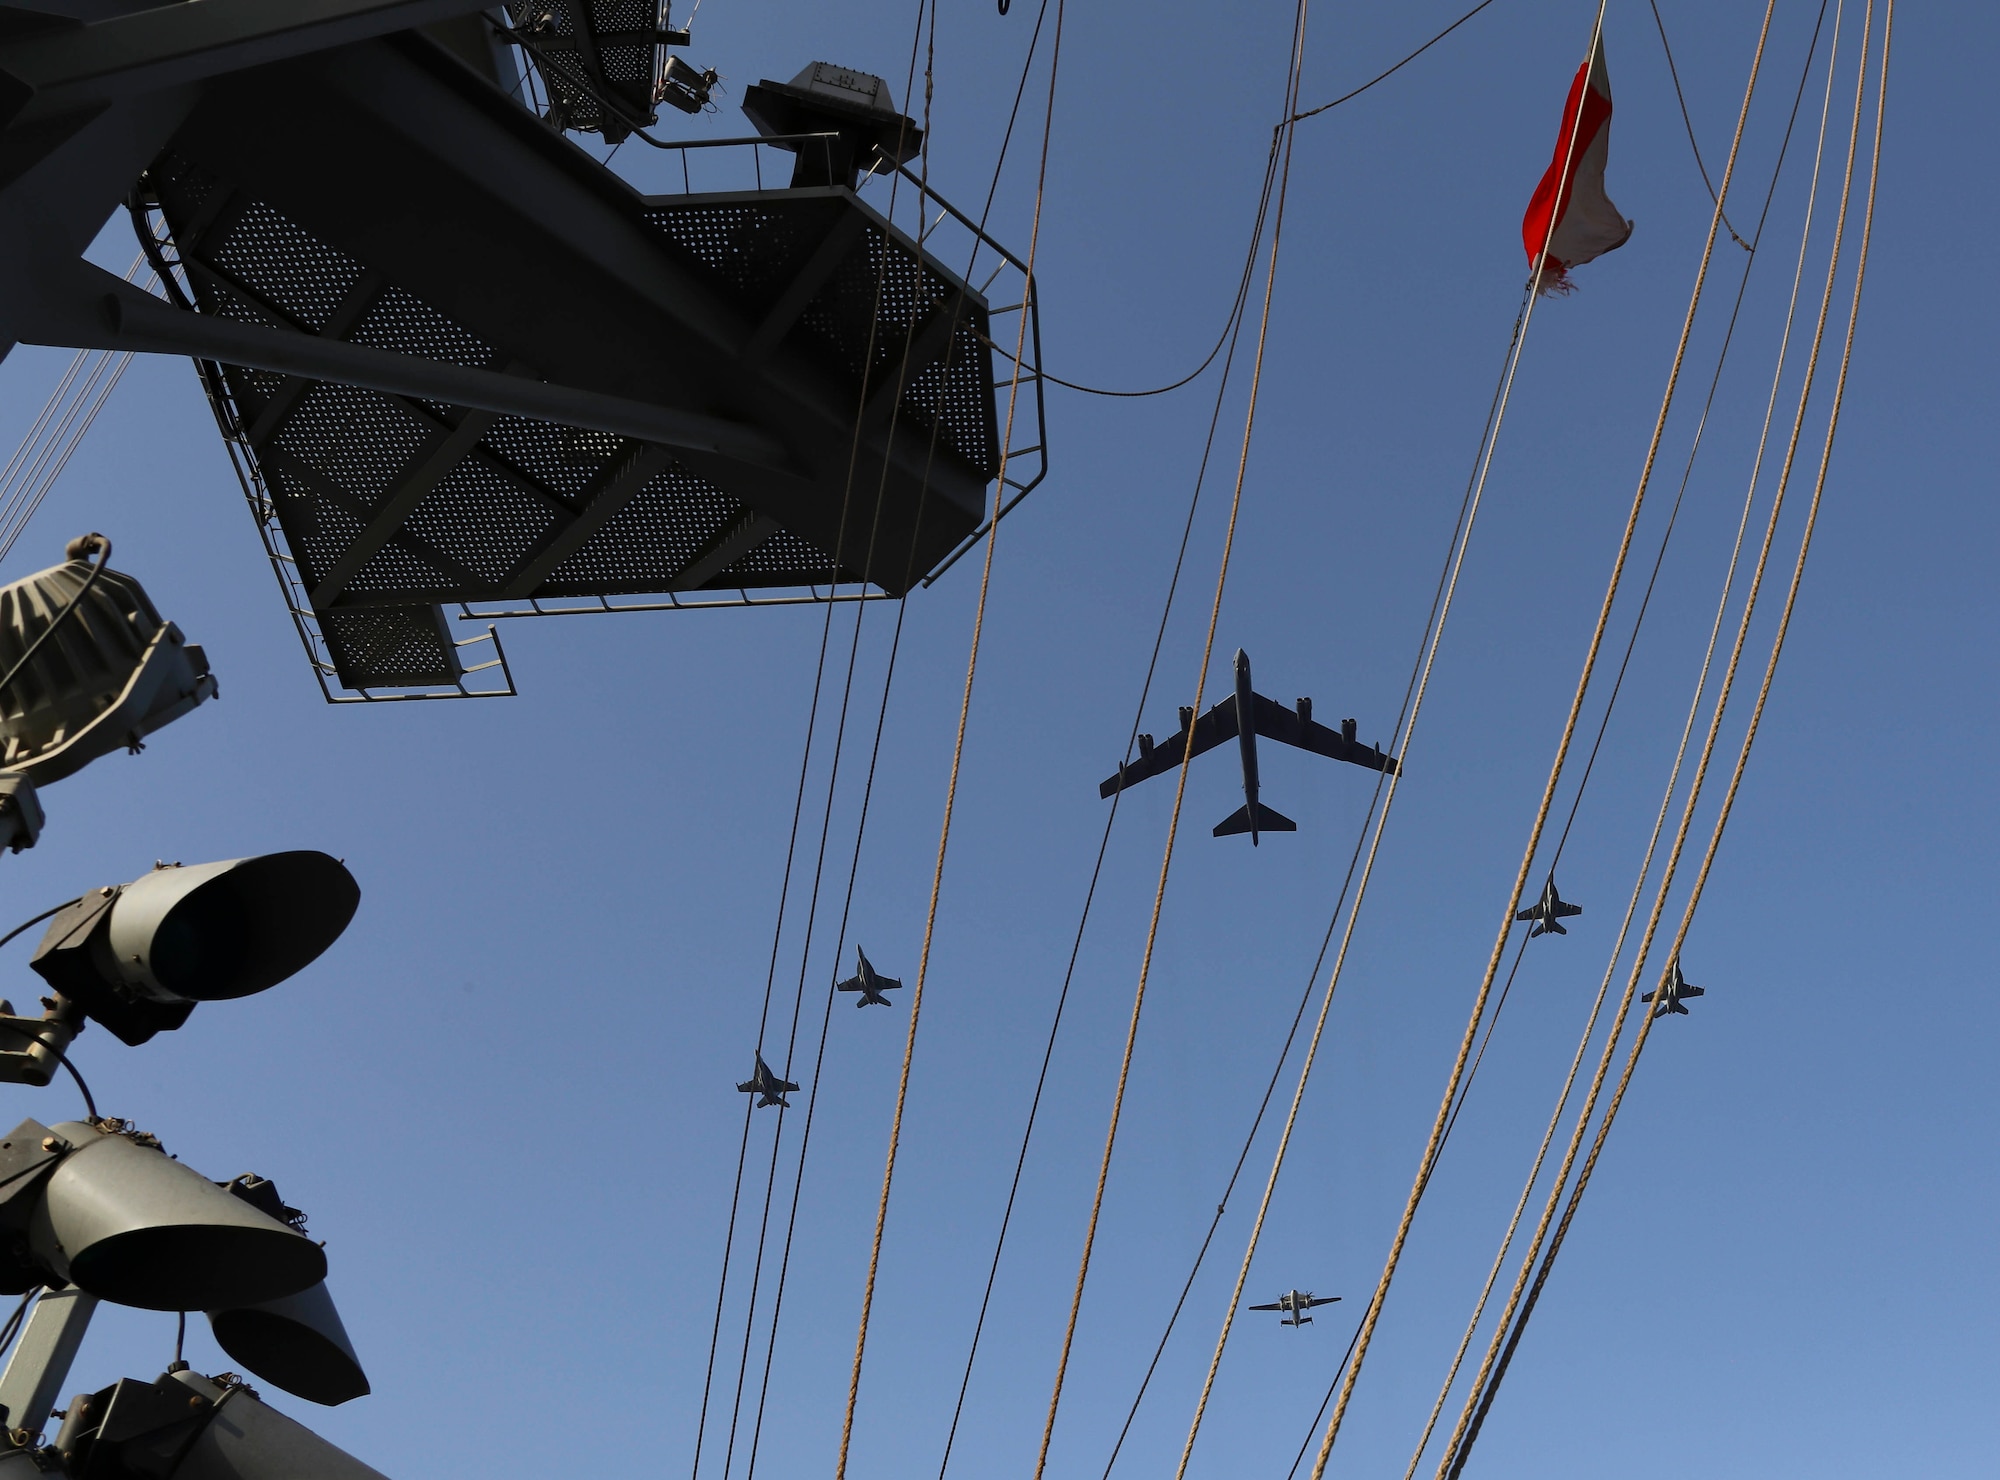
[1214,802,1297,838]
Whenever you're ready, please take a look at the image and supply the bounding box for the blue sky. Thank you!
[0,0,1991,1477]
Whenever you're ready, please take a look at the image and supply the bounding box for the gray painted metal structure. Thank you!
[0,0,1034,694]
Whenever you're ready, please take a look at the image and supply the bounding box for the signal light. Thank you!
[56,1368,389,1480]
[0,1120,325,1312]
[206,1281,369,1407]
[29,853,360,1045]
[0,535,216,795]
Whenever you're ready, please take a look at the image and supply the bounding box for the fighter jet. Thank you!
[737,1052,800,1108]
[1515,875,1583,937]
[1099,650,1396,845]
[1248,1290,1342,1328]
[1641,959,1704,1018]
[836,947,902,1008]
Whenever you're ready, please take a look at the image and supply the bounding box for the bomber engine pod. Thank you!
[206,1282,369,1407]
[29,852,360,1044]
[55,1369,390,1480]
[0,1120,326,1312]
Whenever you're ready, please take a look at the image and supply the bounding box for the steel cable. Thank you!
[1031,3,1312,1473]
[1298,5,1775,1470]
[697,28,936,1477]
[1102,221,1543,1477]
[938,129,1283,1480]
[1442,9,1887,1467]
[1394,11,1835,1471]
[830,0,1067,1469]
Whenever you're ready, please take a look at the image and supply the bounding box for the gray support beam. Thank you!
[857,290,965,431]
[22,262,797,471]
[743,211,866,365]
[0,0,496,118]
[497,441,675,598]
[309,406,496,606]
[0,1287,96,1439]
[670,509,779,590]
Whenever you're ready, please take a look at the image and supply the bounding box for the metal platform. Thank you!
[120,31,1031,694]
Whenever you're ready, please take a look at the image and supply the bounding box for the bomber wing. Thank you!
[1100,698,1240,799]
[1249,694,1397,775]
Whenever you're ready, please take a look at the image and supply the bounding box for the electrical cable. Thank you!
[1295,5,1776,1469]
[831,0,1065,1470]
[0,899,82,954]
[0,535,111,703]
[1028,4,1314,1475]
[1442,9,1887,1467]
[0,1289,37,1368]
[1288,0,1502,125]
[1433,3,1864,1457]
[1383,40,1837,1455]
[938,130,1281,1480]
[49,1044,95,1122]
[1649,0,1751,251]
[732,12,960,1473]
[1099,245,1548,1478]
[705,31,939,1480]
[988,0,1504,401]
[1175,8,1640,1463]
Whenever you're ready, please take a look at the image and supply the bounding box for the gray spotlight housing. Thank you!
[0,1120,326,1311]
[55,1369,390,1480]
[0,536,216,790]
[30,853,360,1045]
[206,1282,369,1407]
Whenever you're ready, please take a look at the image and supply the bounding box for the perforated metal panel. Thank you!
[141,47,1014,690]
[506,0,671,141]
[318,606,462,687]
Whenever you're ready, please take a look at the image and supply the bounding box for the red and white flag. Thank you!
[1521,34,1632,292]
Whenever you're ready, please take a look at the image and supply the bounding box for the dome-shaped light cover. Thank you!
[207,1281,370,1406]
[108,853,360,1003]
[28,1121,325,1311]
[0,536,216,787]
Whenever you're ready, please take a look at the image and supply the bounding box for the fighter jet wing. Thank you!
[1100,697,1240,798]
[1249,693,1398,775]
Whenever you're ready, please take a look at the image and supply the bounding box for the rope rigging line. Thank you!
[936,126,1284,1480]
[1106,214,1552,1479]
[743,5,993,1466]
[697,21,938,1473]
[1175,1,1630,1464]
[1394,16,1833,1467]
[1443,12,1887,1468]
[1031,3,1312,1472]
[1297,4,1779,1469]
[1392,20,1832,1448]
[1170,222,1568,1477]
[831,0,1067,1469]
[1434,2,1864,1459]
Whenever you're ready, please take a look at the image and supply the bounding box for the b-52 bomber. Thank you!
[1099,650,1396,845]
[1248,1290,1342,1327]
[836,947,902,1008]
[1516,876,1583,937]
[737,1053,799,1108]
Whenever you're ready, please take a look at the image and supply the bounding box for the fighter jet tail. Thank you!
[1214,802,1297,838]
